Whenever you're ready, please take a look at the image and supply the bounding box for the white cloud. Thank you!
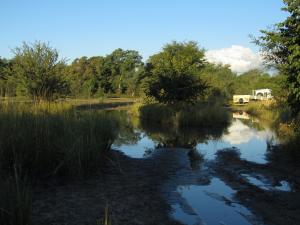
[222,120,273,145]
[205,45,263,74]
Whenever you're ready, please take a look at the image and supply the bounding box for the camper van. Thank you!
[233,89,273,104]
[251,89,273,100]
[233,95,251,104]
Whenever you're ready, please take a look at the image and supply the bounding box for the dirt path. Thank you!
[32,147,300,225]
[32,149,186,225]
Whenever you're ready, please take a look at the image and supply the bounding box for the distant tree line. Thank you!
[0,41,283,102]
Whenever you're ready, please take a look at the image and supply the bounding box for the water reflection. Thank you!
[110,108,293,225]
[113,109,277,164]
[112,108,231,158]
[197,119,277,164]
[173,178,254,225]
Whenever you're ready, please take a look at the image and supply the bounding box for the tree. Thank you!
[104,48,143,95]
[199,63,236,99]
[255,0,300,115]
[66,56,107,97]
[0,58,18,97]
[0,57,9,96]
[66,49,144,97]
[12,41,69,100]
[233,69,277,94]
[144,41,208,104]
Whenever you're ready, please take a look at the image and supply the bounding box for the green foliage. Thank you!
[144,41,208,104]
[199,63,236,99]
[0,58,17,97]
[255,0,300,115]
[66,56,106,97]
[0,102,119,177]
[105,48,144,95]
[12,42,69,100]
[233,69,281,95]
[0,40,285,102]
[66,49,144,98]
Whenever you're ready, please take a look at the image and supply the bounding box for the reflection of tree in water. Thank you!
[106,110,141,146]
[140,116,230,150]
[109,106,232,169]
[187,149,204,170]
[139,109,231,169]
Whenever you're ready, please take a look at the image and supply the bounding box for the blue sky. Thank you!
[1,0,286,64]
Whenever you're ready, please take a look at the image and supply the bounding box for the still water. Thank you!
[113,111,276,164]
[112,109,284,225]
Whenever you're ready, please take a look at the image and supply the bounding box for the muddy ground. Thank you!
[32,147,300,225]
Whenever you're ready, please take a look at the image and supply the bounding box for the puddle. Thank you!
[274,181,292,192]
[171,203,203,225]
[197,120,276,164]
[110,109,288,224]
[242,174,292,192]
[172,178,254,225]
[115,119,277,163]
[113,132,156,158]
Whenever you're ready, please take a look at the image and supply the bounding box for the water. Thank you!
[115,117,276,164]
[242,174,292,192]
[172,178,253,225]
[113,132,156,158]
[111,109,282,225]
[197,119,276,164]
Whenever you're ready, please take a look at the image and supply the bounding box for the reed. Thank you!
[0,102,120,178]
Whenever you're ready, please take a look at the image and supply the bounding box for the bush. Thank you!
[12,42,69,101]
[143,41,208,104]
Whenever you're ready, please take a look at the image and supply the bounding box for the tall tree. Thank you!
[199,63,236,99]
[105,49,143,95]
[144,41,208,104]
[12,41,69,100]
[255,0,300,114]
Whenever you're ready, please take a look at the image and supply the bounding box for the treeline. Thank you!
[0,41,282,101]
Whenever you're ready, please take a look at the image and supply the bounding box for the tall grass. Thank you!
[0,101,120,225]
[0,171,31,225]
[0,102,119,177]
